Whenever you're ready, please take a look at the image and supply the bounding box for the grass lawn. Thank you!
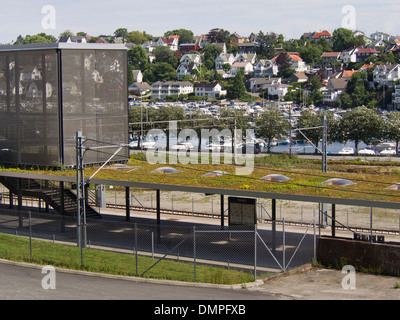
[16,153,400,203]
[0,233,257,285]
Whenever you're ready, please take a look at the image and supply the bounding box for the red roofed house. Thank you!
[272,53,308,72]
[312,30,332,42]
[179,43,200,53]
[157,35,179,51]
[321,52,341,66]
[355,47,380,63]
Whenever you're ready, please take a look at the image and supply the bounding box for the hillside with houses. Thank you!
[10,27,400,110]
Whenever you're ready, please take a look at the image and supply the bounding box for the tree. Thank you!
[59,30,74,37]
[256,31,276,59]
[202,44,223,64]
[153,63,177,81]
[114,28,129,43]
[164,29,194,44]
[338,106,384,154]
[307,76,323,106]
[17,33,57,44]
[299,45,323,66]
[153,46,178,68]
[227,70,246,99]
[332,28,356,52]
[128,46,149,71]
[255,108,289,152]
[128,31,148,45]
[275,53,291,73]
[384,111,400,155]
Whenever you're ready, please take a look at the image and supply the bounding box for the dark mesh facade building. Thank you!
[0,43,129,167]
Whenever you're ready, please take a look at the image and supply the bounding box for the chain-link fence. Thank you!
[0,180,399,283]
[0,205,320,282]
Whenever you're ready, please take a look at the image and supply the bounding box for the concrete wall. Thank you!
[317,236,400,276]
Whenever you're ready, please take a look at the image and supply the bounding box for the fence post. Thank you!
[151,232,154,259]
[135,223,138,276]
[282,218,286,271]
[193,226,196,282]
[29,211,32,263]
[254,224,257,282]
[313,210,316,260]
[370,207,373,243]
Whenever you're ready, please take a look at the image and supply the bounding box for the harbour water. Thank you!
[134,134,378,156]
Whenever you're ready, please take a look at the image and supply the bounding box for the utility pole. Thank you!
[322,115,327,173]
[76,131,86,265]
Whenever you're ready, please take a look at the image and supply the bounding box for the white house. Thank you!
[57,36,87,44]
[142,41,157,52]
[323,78,348,105]
[132,70,143,83]
[215,53,235,69]
[231,61,254,77]
[194,82,227,98]
[340,47,358,64]
[249,77,281,92]
[176,64,199,80]
[288,55,308,72]
[370,31,392,41]
[128,82,151,96]
[267,83,291,99]
[156,36,179,51]
[373,64,400,86]
[392,85,400,109]
[180,54,201,66]
[253,59,278,77]
[235,53,257,65]
[151,81,193,99]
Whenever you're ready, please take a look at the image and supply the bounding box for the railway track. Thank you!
[2,194,399,236]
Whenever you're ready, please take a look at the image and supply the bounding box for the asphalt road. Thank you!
[0,261,281,301]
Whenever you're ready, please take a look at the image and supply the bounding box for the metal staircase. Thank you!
[0,176,100,218]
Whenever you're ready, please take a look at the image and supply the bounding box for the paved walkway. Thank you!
[249,264,400,300]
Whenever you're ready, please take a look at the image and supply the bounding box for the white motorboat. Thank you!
[338,147,354,155]
[171,141,195,151]
[380,148,396,156]
[358,148,376,155]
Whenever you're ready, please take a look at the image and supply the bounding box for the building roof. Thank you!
[341,70,358,78]
[129,82,151,90]
[312,30,332,39]
[194,82,220,88]
[321,52,341,58]
[292,73,308,80]
[356,47,380,54]
[374,64,399,72]
[0,43,127,52]
[329,78,348,90]
[232,62,251,68]
[272,53,303,61]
